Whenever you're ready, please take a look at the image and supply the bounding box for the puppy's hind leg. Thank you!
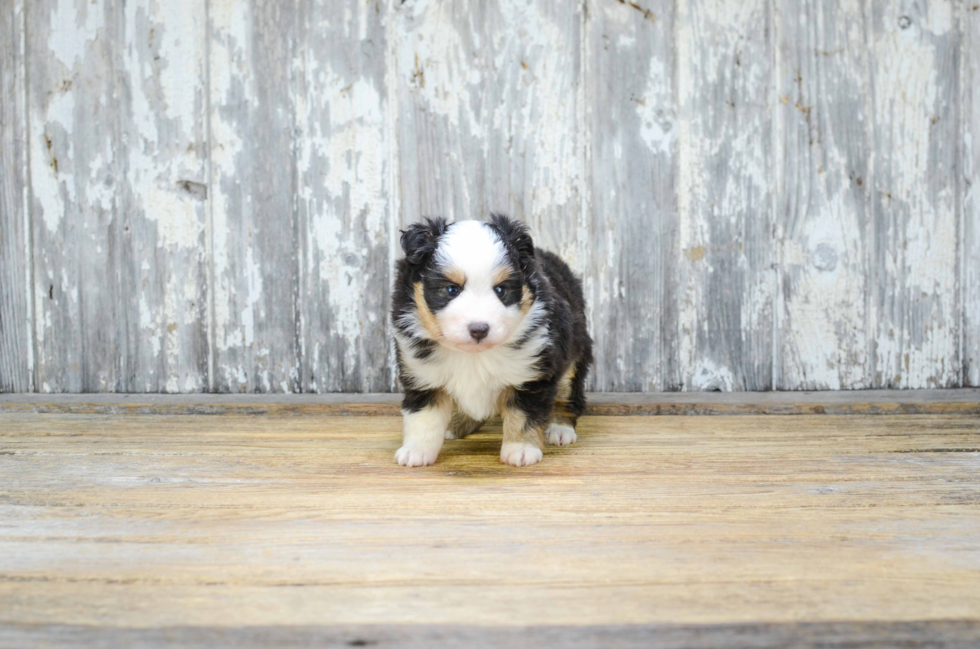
[546,360,588,447]
[445,408,486,440]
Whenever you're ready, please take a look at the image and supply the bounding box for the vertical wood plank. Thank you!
[773,0,874,389]
[210,0,392,393]
[392,0,583,257]
[293,0,392,392]
[0,0,33,392]
[124,1,211,393]
[483,0,586,260]
[964,2,980,387]
[586,0,675,391]
[28,0,210,392]
[870,1,959,388]
[673,0,774,391]
[208,1,300,392]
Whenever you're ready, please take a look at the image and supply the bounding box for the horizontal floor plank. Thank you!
[0,388,977,416]
[1,621,979,649]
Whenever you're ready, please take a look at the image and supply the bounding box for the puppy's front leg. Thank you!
[395,389,451,467]
[500,382,555,467]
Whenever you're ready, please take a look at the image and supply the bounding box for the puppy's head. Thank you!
[400,214,536,353]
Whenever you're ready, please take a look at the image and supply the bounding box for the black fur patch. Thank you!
[421,272,461,313]
[493,272,523,308]
[400,218,447,269]
[488,213,535,275]
[402,387,440,413]
[510,379,560,427]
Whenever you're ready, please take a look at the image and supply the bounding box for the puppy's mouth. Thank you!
[452,341,497,353]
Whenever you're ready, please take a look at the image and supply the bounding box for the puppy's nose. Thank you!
[468,322,490,342]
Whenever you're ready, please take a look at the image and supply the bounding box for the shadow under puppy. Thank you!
[391,214,593,467]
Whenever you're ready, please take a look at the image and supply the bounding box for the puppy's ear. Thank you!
[400,217,447,267]
[489,213,535,274]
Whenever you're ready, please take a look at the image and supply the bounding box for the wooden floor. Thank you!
[1,409,979,647]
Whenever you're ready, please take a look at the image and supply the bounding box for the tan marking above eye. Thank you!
[492,267,513,285]
[445,268,466,286]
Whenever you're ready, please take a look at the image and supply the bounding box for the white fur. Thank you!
[434,221,524,350]
[500,442,543,467]
[395,402,451,467]
[395,298,548,420]
[546,423,577,446]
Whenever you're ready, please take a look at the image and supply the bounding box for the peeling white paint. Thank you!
[675,0,772,390]
[636,57,674,155]
[47,0,103,67]
[143,187,204,249]
[871,2,958,388]
[397,0,484,133]
[32,90,74,234]
[209,0,249,358]
[494,0,581,217]
[690,359,735,392]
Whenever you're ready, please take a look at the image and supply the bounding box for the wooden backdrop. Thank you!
[1,0,977,393]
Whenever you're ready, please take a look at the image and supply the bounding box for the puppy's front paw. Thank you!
[500,442,543,467]
[394,443,441,467]
[545,423,577,446]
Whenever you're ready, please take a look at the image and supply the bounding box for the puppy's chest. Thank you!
[418,347,540,420]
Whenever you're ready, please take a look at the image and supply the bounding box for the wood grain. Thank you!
[774,0,874,390]
[870,1,960,389]
[27,0,210,393]
[293,0,393,393]
[674,0,774,391]
[586,0,675,391]
[2,620,980,649]
[0,412,978,634]
[208,0,301,392]
[964,2,980,388]
[209,0,392,394]
[0,0,32,393]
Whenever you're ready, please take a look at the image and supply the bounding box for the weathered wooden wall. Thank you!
[0,0,976,393]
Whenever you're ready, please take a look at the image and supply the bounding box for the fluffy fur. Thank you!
[391,214,593,467]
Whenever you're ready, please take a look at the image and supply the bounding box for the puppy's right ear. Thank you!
[400,217,447,267]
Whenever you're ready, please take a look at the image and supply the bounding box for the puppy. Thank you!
[391,214,593,467]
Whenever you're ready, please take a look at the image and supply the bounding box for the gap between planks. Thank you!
[0,389,977,417]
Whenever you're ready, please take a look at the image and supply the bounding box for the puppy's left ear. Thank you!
[489,213,535,274]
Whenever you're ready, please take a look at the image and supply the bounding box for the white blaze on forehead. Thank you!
[435,220,507,285]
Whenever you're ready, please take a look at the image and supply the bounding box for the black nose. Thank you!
[468,322,490,342]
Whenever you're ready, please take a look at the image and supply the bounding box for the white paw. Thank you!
[500,442,543,467]
[444,429,457,440]
[546,423,578,446]
[394,443,441,467]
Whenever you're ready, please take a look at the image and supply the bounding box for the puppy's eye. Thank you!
[494,285,505,297]
[446,284,460,297]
